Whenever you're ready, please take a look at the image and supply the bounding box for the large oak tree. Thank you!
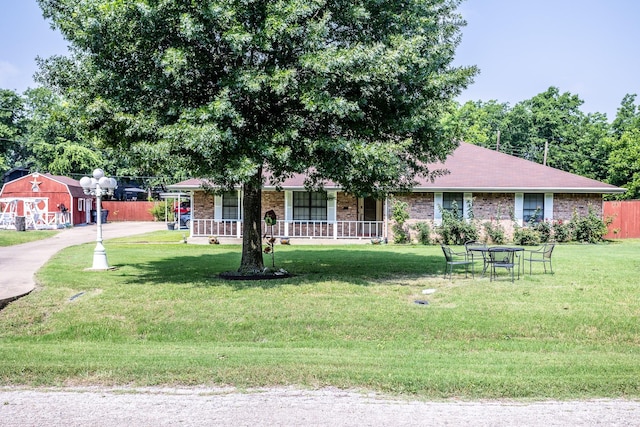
[37,0,476,273]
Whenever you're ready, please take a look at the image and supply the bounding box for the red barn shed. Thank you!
[0,173,94,229]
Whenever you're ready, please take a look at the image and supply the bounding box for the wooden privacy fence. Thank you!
[99,200,639,237]
[603,200,640,239]
[101,201,156,222]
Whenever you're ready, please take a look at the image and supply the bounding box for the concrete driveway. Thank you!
[0,222,165,306]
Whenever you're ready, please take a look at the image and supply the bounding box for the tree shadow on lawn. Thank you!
[115,248,445,289]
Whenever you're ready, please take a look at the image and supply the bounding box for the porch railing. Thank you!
[191,219,385,239]
[192,219,242,238]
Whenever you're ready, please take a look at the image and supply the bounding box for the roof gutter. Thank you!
[169,182,626,194]
[407,187,627,194]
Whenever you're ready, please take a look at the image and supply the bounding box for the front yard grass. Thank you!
[0,229,59,246]
[0,233,638,399]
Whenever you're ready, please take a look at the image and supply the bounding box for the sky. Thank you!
[1,1,639,120]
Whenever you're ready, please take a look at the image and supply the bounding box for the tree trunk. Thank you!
[239,168,265,274]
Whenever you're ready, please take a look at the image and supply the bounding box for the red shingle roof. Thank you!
[43,173,88,198]
[169,143,624,194]
[414,143,623,193]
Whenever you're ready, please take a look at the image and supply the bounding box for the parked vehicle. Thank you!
[179,212,191,228]
[174,201,191,229]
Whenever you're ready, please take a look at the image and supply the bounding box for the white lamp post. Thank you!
[79,168,117,270]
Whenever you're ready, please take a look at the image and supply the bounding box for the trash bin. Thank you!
[15,216,26,232]
[90,209,109,223]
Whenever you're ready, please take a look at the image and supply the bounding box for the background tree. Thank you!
[441,100,508,148]
[572,112,610,182]
[445,87,610,180]
[0,89,27,174]
[611,94,639,137]
[22,87,104,175]
[509,87,585,170]
[38,0,476,274]
[606,94,640,198]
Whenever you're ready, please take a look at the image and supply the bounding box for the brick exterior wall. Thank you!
[553,193,602,220]
[470,193,514,220]
[387,192,604,243]
[337,192,358,221]
[262,191,285,220]
[192,192,214,221]
[192,189,604,242]
[193,190,363,222]
[393,193,433,220]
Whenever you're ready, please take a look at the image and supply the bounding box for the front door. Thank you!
[363,197,377,222]
[358,197,381,236]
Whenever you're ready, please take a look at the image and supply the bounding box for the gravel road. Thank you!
[1,386,638,426]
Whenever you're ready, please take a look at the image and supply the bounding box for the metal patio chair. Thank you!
[441,244,474,279]
[488,247,518,282]
[465,240,488,277]
[525,242,556,274]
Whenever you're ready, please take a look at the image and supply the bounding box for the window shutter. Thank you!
[214,194,222,220]
[434,193,443,225]
[514,193,524,226]
[463,193,473,220]
[544,193,553,221]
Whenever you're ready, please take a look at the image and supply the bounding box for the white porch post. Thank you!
[236,190,242,238]
[284,191,292,237]
[327,191,337,239]
[384,196,389,241]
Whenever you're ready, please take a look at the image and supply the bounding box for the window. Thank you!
[78,199,84,212]
[523,194,544,223]
[442,192,464,218]
[293,191,327,220]
[222,191,239,220]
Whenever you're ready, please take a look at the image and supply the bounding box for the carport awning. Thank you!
[158,192,191,223]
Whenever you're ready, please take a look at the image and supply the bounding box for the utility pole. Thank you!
[543,140,549,166]
[496,130,501,151]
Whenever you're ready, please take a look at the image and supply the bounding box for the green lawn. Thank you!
[0,232,638,399]
[0,229,59,246]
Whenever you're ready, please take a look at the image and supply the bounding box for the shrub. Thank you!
[149,201,169,222]
[391,199,410,244]
[437,201,478,245]
[483,220,505,244]
[534,221,552,243]
[571,207,608,243]
[513,226,541,246]
[414,222,432,245]
[552,220,573,242]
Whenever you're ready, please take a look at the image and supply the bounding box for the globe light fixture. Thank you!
[80,168,117,270]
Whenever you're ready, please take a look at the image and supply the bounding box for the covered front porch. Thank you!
[167,177,391,241]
